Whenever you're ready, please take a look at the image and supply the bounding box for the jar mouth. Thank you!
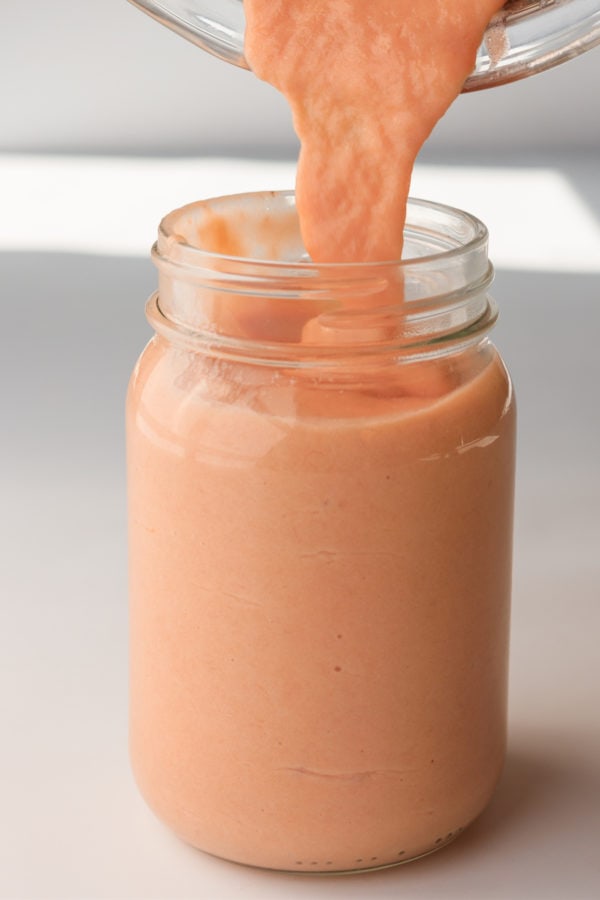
[150,192,496,364]
[155,192,489,271]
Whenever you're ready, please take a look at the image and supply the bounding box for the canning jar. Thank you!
[127,191,516,873]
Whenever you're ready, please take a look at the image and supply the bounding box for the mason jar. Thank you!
[127,191,516,873]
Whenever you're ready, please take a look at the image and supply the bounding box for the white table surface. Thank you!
[1,155,599,900]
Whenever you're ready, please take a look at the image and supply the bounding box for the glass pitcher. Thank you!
[127,0,600,90]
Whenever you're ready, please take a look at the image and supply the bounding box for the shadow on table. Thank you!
[401,731,600,898]
[462,743,591,842]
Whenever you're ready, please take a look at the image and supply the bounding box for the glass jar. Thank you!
[127,191,516,873]
[126,0,600,89]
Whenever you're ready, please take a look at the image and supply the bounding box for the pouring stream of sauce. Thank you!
[245,1,506,263]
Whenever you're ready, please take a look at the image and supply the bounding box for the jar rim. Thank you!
[149,191,497,364]
[155,192,489,273]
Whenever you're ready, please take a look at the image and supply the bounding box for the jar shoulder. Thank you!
[126,338,514,471]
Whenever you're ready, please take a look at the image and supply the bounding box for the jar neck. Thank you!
[149,192,497,367]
